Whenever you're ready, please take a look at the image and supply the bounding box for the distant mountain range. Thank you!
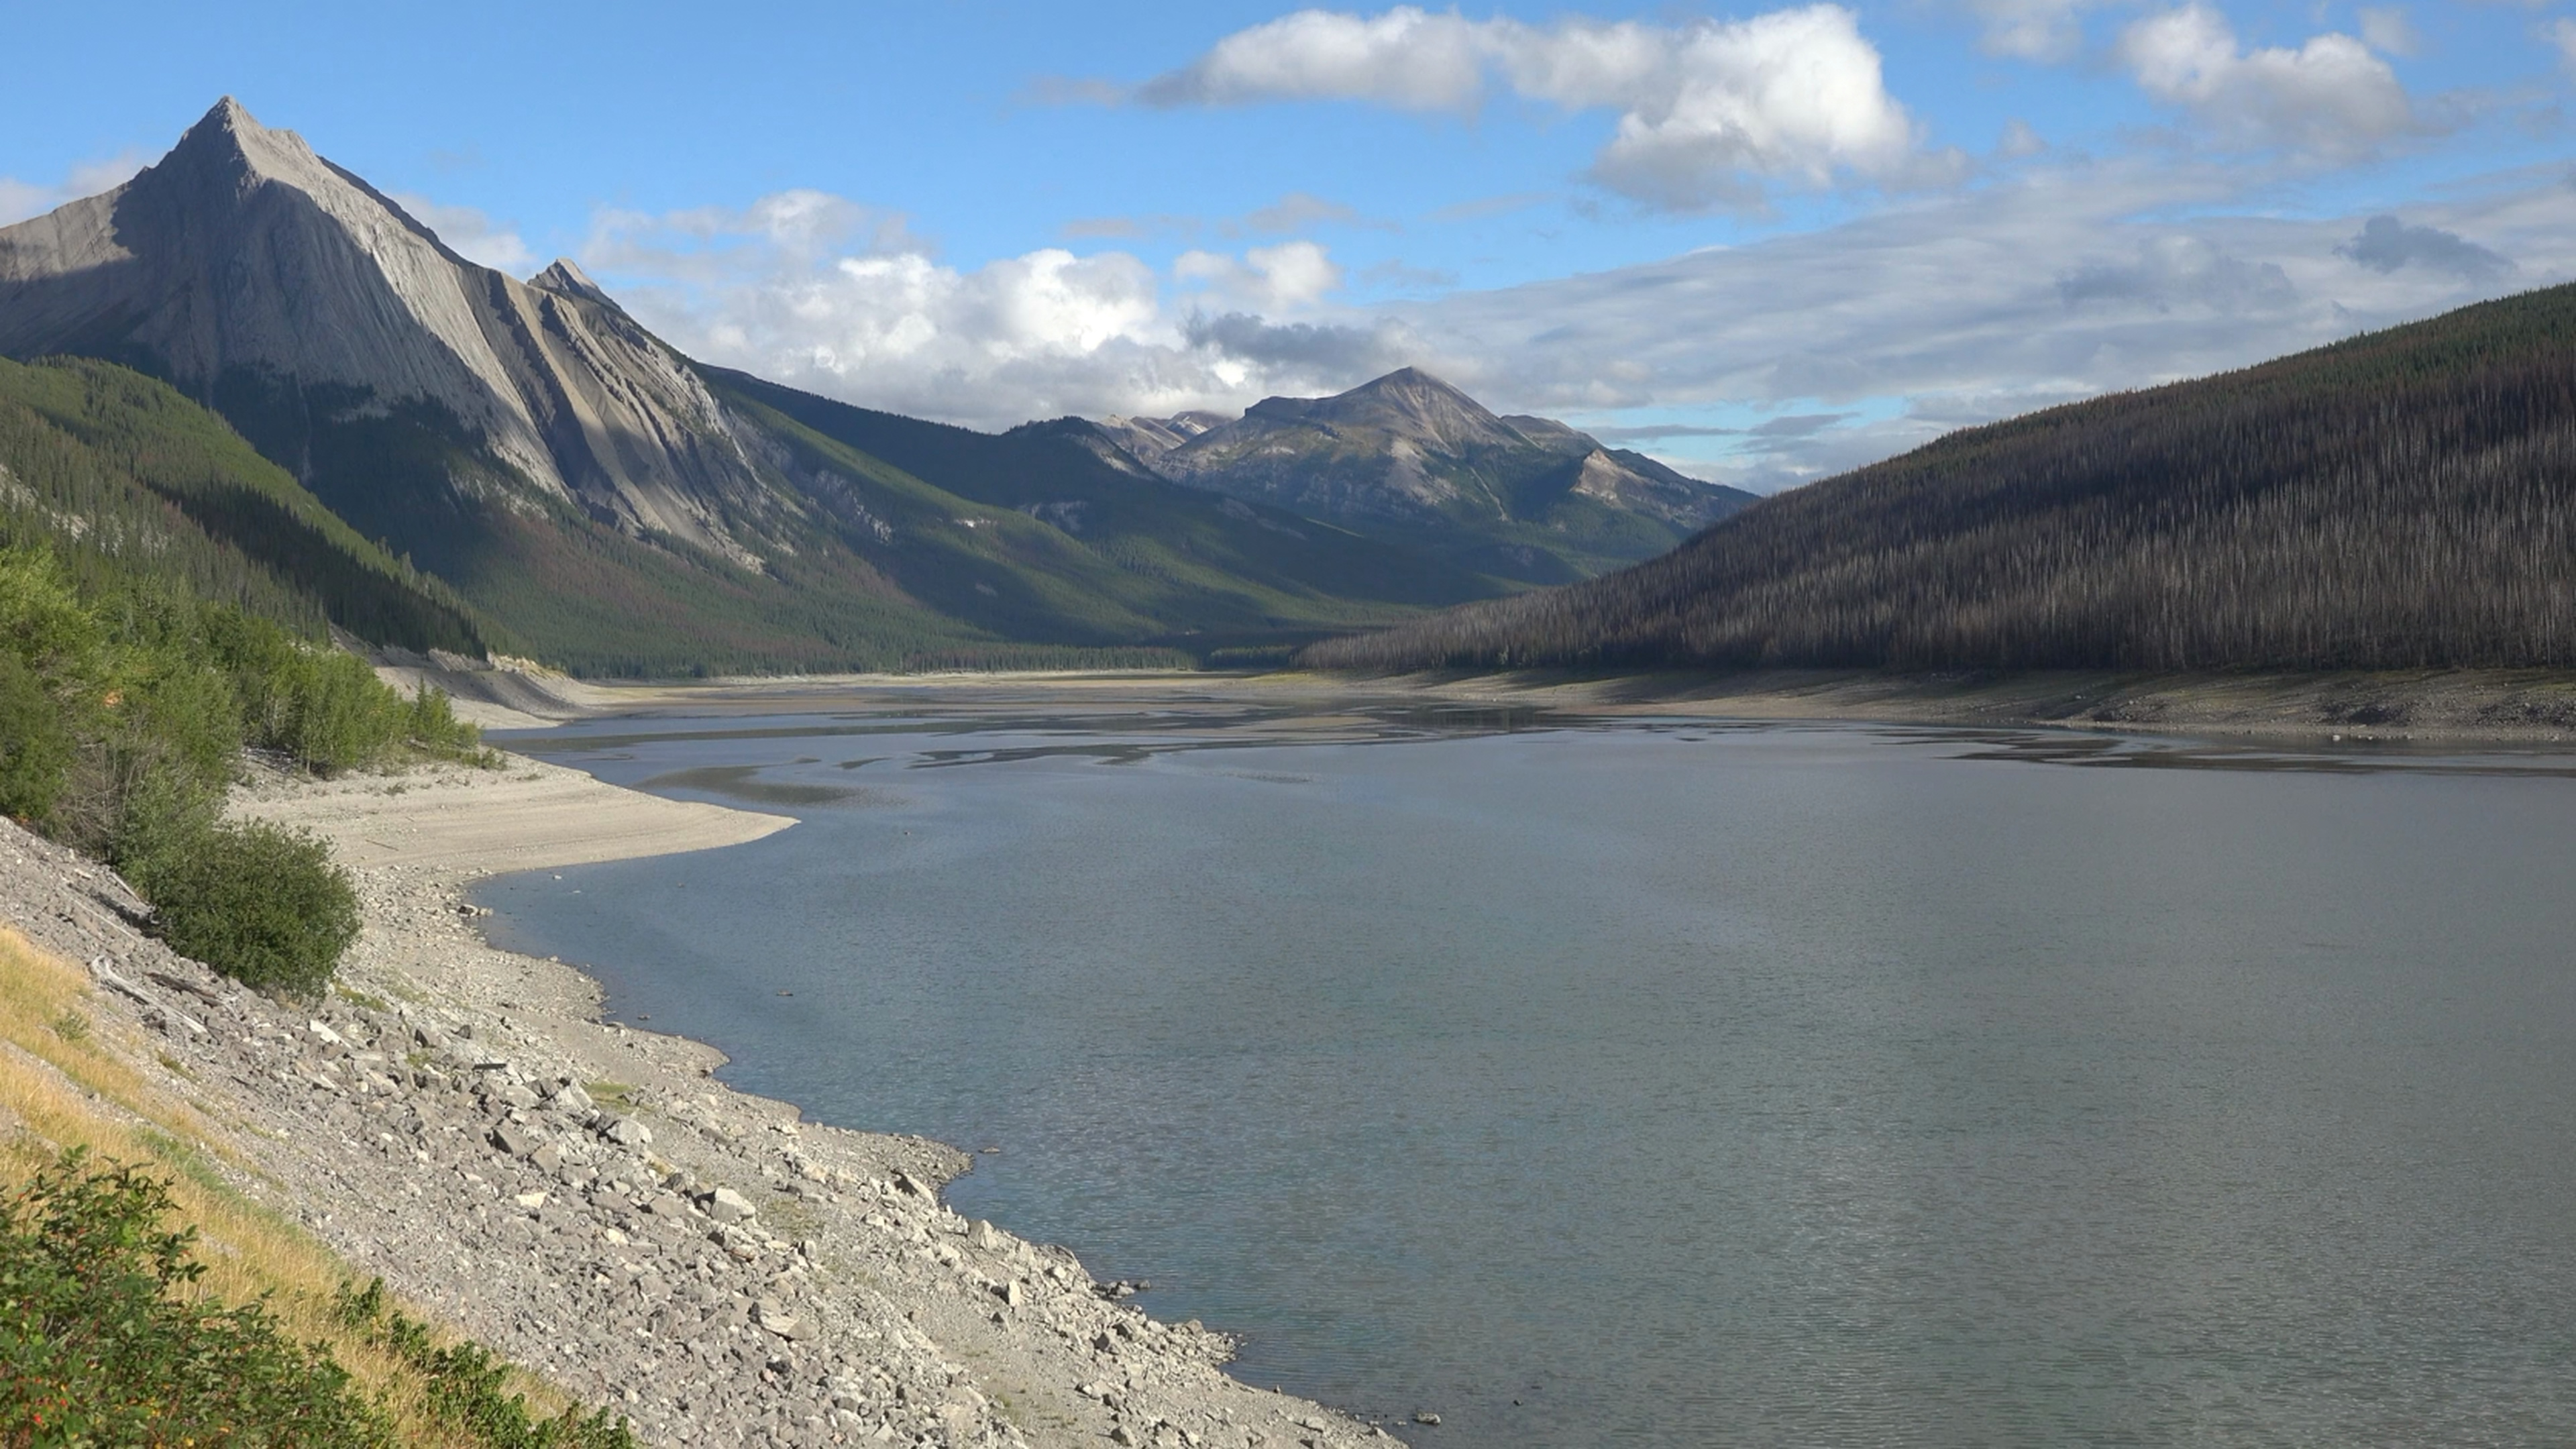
[0,99,1733,673]
[1307,282,2576,676]
[1081,368,1754,584]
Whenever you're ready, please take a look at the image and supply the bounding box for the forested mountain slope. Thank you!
[0,354,494,653]
[0,99,1534,676]
[1306,284,2576,675]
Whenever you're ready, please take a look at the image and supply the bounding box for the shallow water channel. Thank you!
[480,706,2576,1447]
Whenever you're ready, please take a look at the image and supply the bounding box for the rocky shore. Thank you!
[0,753,1392,1448]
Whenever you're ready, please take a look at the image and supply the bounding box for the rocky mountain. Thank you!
[0,99,1505,673]
[0,99,769,566]
[1307,281,2576,676]
[1091,368,1756,582]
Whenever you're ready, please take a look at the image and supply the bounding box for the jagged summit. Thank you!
[0,99,1580,674]
[1243,366,1527,458]
[530,258,621,310]
[0,97,769,561]
[169,96,310,177]
[1091,368,1752,568]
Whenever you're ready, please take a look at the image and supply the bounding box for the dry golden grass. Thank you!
[0,926,584,1442]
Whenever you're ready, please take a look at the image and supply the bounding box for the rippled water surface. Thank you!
[481,708,2576,1446]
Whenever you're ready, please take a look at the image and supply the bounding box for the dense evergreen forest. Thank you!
[0,356,495,656]
[1306,284,2576,675]
[0,358,493,994]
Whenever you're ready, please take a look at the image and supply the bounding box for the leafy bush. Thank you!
[335,1280,639,1449]
[0,652,70,823]
[0,1148,395,1448]
[0,541,488,991]
[129,820,360,998]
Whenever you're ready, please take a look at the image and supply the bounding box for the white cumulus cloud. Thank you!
[1142,7,1493,110]
[390,193,535,273]
[1136,5,1931,210]
[2120,5,2416,155]
[1176,239,1346,311]
[582,193,1390,428]
[1964,0,2102,62]
[0,150,149,226]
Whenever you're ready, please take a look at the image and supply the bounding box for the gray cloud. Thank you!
[584,152,2571,486]
[1583,423,1747,443]
[1184,311,1413,380]
[1358,258,1460,290]
[1748,412,1857,438]
[1238,192,1381,235]
[1392,155,2569,488]
[2057,235,2297,311]
[2339,215,2514,281]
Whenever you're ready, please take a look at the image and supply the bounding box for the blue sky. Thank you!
[6,1,2575,488]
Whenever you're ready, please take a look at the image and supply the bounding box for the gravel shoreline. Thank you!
[1,753,1396,1449]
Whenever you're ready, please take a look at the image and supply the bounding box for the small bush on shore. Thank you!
[0,1147,396,1448]
[0,541,488,992]
[127,820,360,998]
[335,1279,639,1449]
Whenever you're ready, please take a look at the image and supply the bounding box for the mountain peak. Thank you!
[1295,365,1519,455]
[531,258,621,310]
[164,94,329,189]
[1356,365,1461,395]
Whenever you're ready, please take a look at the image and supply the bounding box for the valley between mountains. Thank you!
[10,84,2576,1449]
[0,99,1746,678]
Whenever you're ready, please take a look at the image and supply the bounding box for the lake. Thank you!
[481,703,2576,1446]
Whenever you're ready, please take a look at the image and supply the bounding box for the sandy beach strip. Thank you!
[232,753,796,873]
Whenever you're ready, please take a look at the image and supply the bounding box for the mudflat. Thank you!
[456,663,2576,743]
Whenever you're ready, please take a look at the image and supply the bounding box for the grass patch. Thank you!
[0,927,622,1446]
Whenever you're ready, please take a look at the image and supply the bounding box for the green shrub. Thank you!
[131,820,360,997]
[0,651,70,823]
[335,1280,638,1449]
[0,1148,394,1448]
[276,649,401,773]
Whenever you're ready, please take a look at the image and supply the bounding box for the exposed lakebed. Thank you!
[482,704,2576,1446]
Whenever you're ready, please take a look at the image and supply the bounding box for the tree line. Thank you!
[1306,284,2576,675]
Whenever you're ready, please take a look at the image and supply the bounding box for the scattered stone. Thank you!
[0,780,1364,1449]
[1413,1410,1443,1426]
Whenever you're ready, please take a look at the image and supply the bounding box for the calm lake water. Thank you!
[482,706,2576,1447]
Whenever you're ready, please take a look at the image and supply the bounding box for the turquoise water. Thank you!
[482,708,2576,1446]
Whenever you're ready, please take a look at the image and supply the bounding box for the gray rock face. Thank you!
[0,98,770,566]
[1101,366,1751,533]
